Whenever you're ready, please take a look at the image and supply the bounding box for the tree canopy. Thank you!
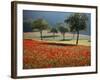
[64,13,88,32]
[57,23,68,34]
[32,18,49,31]
[50,27,58,33]
[32,18,49,40]
[57,23,69,40]
[64,13,88,45]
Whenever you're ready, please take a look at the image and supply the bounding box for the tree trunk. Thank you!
[40,31,43,40]
[63,33,65,40]
[76,31,79,45]
[53,33,55,39]
[72,31,75,39]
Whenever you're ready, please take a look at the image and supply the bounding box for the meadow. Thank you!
[23,31,91,69]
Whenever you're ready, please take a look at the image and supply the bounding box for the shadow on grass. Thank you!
[88,40,91,42]
[42,42,76,46]
[60,39,72,41]
[42,35,60,38]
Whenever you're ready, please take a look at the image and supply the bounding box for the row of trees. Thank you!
[32,19,69,40]
[24,13,88,45]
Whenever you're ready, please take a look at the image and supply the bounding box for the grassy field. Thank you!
[24,30,90,46]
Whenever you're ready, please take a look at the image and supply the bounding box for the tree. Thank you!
[50,27,58,39]
[32,18,49,40]
[57,23,68,40]
[64,13,88,45]
[66,24,76,40]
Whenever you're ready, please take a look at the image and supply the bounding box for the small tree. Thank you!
[32,18,49,40]
[50,27,58,39]
[57,23,68,40]
[64,13,88,45]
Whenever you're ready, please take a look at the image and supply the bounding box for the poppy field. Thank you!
[23,39,91,69]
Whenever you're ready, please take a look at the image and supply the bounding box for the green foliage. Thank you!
[50,27,58,39]
[64,13,88,32]
[57,23,69,40]
[57,23,68,34]
[50,27,58,33]
[32,18,49,31]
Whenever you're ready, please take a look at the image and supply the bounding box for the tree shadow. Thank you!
[60,39,72,41]
[88,40,91,42]
[42,35,60,38]
[42,42,76,46]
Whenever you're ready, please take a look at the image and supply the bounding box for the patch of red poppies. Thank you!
[23,39,91,69]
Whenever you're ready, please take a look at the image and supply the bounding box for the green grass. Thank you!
[43,39,90,46]
[24,31,90,46]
